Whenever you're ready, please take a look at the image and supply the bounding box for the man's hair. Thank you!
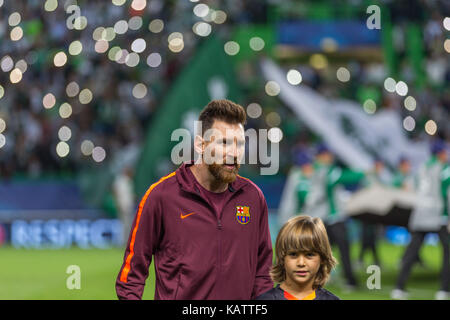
[271,215,337,288]
[198,99,246,135]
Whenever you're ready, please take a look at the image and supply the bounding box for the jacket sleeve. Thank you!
[251,193,274,299]
[115,189,163,300]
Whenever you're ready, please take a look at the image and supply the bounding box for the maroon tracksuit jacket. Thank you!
[115,161,274,299]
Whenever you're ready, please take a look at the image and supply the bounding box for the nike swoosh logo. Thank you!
[180,212,196,219]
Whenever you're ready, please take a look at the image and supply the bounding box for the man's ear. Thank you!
[194,134,204,158]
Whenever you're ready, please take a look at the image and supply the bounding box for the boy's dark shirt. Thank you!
[255,284,340,300]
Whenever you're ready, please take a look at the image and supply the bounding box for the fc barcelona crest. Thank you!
[236,206,250,225]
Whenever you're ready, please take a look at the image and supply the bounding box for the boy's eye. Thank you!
[306,252,317,258]
[288,252,298,257]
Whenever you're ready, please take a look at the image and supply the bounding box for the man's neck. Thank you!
[190,164,228,193]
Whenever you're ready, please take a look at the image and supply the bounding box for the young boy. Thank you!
[256,215,339,300]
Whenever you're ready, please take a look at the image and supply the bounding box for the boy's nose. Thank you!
[296,255,306,266]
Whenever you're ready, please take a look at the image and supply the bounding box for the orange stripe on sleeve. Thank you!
[119,171,176,283]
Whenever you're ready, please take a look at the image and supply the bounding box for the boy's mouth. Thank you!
[295,271,309,276]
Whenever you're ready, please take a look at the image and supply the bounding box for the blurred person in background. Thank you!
[392,157,415,191]
[304,143,365,289]
[278,149,314,226]
[358,158,389,268]
[391,140,450,300]
[113,166,135,246]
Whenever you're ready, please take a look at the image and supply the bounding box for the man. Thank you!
[391,140,450,300]
[305,143,365,289]
[115,99,273,300]
[392,156,414,191]
[358,158,388,267]
[278,150,314,226]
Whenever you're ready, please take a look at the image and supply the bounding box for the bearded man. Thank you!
[115,99,273,300]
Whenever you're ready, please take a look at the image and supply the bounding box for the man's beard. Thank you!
[207,161,240,184]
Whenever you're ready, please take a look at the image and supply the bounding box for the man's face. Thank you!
[317,152,333,166]
[437,151,448,163]
[375,161,384,174]
[283,251,321,289]
[399,161,410,174]
[201,120,245,184]
[301,163,314,177]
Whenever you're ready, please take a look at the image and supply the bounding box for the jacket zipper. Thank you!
[217,217,222,293]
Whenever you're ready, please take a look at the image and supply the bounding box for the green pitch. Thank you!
[0,241,444,300]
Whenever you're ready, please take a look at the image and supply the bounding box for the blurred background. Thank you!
[0,0,449,300]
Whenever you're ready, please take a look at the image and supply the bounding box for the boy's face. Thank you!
[284,251,321,289]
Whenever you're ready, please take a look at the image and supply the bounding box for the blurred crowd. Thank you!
[0,0,448,182]
[0,0,267,180]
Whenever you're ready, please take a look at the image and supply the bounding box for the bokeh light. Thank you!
[10,26,23,41]
[193,22,212,37]
[149,19,164,33]
[1,56,14,72]
[0,133,5,149]
[132,83,148,99]
[265,81,280,96]
[128,16,143,30]
[363,99,377,114]
[131,38,146,53]
[125,52,140,67]
[147,53,162,68]
[247,103,262,119]
[79,89,93,104]
[92,146,106,162]
[286,69,302,85]
[131,0,147,11]
[268,127,283,143]
[309,54,328,69]
[384,77,396,92]
[404,96,417,111]
[59,103,73,119]
[403,116,416,132]
[336,67,351,82]
[81,140,95,156]
[112,0,126,6]
[95,40,109,54]
[8,12,21,26]
[224,41,240,56]
[444,39,450,53]
[249,37,265,51]
[425,120,437,135]
[395,81,408,96]
[0,118,6,133]
[193,3,209,18]
[56,141,70,158]
[66,82,80,97]
[43,93,56,109]
[10,68,23,83]
[213,10,227,24]
[114,20,128,34]
[58,126,72,142]
[54,52,67,67]
[266,112,282,127]
[69,41,83,56]
[44,0,58,12]
[15,59,28,73]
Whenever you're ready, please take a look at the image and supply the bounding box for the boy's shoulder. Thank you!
[255,285,285,300]
[316,287,340,300]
